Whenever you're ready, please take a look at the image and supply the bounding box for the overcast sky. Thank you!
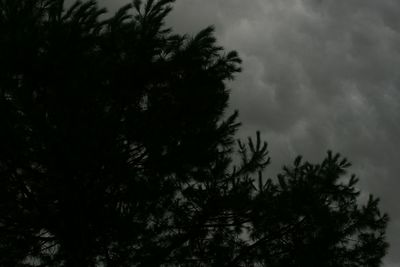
[103,0,400,265]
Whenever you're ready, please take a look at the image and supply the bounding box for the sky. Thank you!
[103,0,400,265]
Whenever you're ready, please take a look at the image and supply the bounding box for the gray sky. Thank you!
[104,0,400,265]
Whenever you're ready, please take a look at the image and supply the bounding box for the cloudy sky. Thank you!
[104,0,400,265]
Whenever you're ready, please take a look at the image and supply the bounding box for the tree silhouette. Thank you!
[0,0,388,266]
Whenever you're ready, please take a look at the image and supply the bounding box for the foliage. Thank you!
[0,0,388,266]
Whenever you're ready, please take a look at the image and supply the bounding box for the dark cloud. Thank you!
[102,0,400,265]
[168,1,400,265]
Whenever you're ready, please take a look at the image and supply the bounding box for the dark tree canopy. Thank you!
[0,0,388,266]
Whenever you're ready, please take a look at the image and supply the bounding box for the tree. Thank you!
[0,0,388,266]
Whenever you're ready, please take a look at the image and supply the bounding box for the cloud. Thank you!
[168,0,400,265]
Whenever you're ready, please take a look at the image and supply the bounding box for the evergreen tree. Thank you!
[0,0,388,266]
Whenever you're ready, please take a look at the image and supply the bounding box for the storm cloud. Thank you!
[168,1,400,265]
[102,0,400,265]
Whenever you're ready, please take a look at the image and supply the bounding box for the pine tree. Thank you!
[0,0,388,266]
